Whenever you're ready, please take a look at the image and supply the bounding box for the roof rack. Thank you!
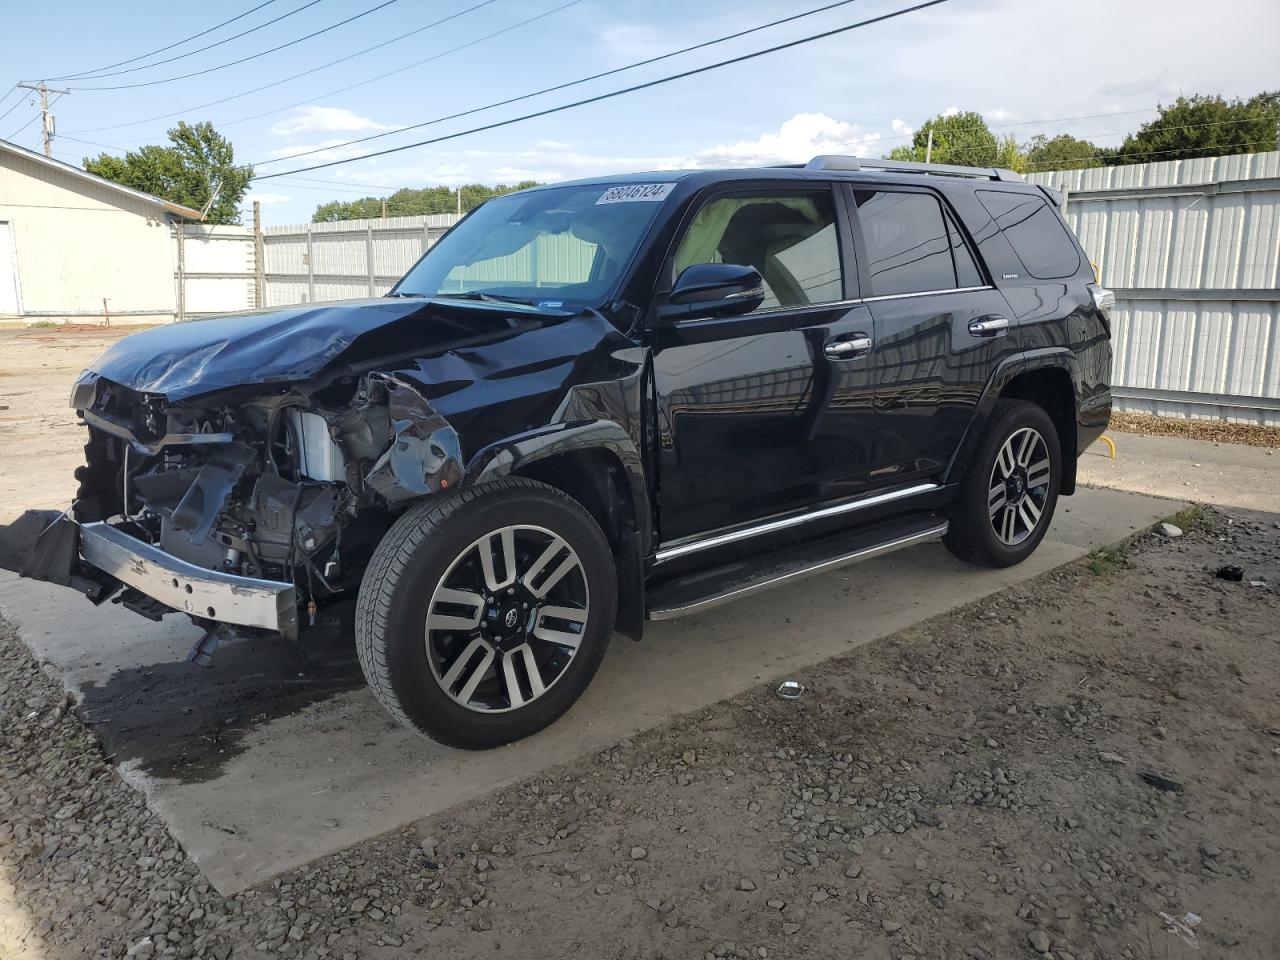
[804,155,1024,182]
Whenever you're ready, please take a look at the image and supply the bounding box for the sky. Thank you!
[1,0,1277,225]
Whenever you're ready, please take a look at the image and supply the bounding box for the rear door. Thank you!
[649,183,876,541]
[843,185,1019,487]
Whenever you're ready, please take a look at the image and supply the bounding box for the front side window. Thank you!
[977,189,1081,279]
[395,183,671,306]
[854,190,969,297]
[672,191,843,310]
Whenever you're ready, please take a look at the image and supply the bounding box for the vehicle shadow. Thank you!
[76,602,365,783]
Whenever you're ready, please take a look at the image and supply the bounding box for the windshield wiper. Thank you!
[437,291,537,306]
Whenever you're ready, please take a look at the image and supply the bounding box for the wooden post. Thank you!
[305,224,315,304]
[367,222,376,297]
[253,200,265,309]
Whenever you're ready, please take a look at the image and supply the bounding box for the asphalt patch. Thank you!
[77,603,365,782]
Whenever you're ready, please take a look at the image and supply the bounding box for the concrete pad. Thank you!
[0,487,1183,894]
[1079,430,1280,513]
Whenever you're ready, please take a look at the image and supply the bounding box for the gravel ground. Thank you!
[3,507,1278,960]
[1107,411,1280,449]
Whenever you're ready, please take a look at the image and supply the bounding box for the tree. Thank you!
[887,110,1024,170]
[1117,92,1279,163]
[1024,134,1102,171]
[312,181,541,222]
[84,122,253,224]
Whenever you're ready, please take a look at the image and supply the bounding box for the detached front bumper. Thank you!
[0,511,298,640]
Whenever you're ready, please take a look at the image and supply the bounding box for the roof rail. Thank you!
[805,155,1024,182]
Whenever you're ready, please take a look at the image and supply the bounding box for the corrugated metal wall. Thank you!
[175,224,256,318]
[262,215,459,307]
[1029,151,1280,425]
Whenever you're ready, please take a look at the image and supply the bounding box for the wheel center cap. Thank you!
[1007,470,1027,504]
[503,607,520,630]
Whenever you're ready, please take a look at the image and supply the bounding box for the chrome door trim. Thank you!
[862,285,993,303]
[654,482,939,563]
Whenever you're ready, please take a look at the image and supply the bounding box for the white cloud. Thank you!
[690,113,881,167]
[984,108,1017,123]
[271,107,401,137]
[891,118,913,143]
[942,106,961,117]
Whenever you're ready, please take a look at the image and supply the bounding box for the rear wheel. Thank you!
[944,399,1061,568]
[355,478,616,748]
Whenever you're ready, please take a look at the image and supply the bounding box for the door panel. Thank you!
[845,185,1020,485]
[653,302,876,541]
[867,288,1017,483]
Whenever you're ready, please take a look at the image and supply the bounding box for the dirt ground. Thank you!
[0,327,128,519]
[3,506,1278,959]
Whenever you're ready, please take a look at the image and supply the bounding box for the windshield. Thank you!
[392,183,673,308]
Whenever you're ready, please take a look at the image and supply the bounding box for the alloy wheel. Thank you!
[425,524,589,713]
[988,427,1051,546]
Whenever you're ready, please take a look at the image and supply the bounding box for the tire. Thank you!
[944,399,1062,568]
[355,477,616,748]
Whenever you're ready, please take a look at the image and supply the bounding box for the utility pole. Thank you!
[456,186,462,217]
[17,82,71,158]
[381,197,387,219]
[924,128,934,164]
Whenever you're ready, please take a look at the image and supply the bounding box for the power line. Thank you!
[0,85,29,125]
[257,0,953,180]
[253,0,873,168]
[214,0,585,131]
[5,92,63,142]
[64,0,504,135]
[70,0,406,92]
[46,0,287,81]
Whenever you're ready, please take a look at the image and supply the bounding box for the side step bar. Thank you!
[645,517,948,621]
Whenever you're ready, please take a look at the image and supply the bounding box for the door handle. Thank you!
[968,316,1010,338]
[824,334,872,360]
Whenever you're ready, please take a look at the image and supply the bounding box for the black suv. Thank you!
[0,156,1113,748]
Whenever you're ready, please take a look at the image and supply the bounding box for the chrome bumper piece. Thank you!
[79,521,299,638]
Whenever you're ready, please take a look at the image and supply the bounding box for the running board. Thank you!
[645,517,948,621]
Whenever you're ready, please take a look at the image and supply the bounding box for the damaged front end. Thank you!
[1,370,463,644]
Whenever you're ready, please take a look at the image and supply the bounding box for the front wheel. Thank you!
[944,399,1061,568]
[355,478,616,748]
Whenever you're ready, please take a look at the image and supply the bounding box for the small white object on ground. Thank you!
[1159,523,1183,538]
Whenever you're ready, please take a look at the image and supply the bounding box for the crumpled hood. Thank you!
[85,297,568,401]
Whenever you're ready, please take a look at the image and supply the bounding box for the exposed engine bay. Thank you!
[70,370,464,632]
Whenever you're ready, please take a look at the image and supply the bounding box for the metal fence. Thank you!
[1029,151,1280,425]
[261,214,459,306]
[174,224,257,320]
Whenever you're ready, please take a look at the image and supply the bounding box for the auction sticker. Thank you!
[596,183,675,204]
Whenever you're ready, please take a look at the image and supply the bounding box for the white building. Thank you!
[0,138,202,324]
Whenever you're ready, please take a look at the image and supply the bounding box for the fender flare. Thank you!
[944,348,1080,487]
[463,420,653,557]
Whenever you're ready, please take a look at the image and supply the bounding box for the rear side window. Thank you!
[977,190,1080,279]
[854,190,980,297]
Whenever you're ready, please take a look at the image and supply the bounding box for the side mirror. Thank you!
[656,263,765,323]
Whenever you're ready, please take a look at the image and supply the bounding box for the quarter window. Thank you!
[977,189,1081,279]
[854,190,969,297]
[672,192,843,310]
